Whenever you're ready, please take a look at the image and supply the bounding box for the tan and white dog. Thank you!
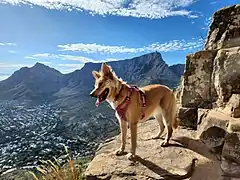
[90,63,178,160]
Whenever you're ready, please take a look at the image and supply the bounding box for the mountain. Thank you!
[0,52,184,141]
[0,63,67,102]
[0,52,184,103]
[169,64,185,77]
[64,52,183,91]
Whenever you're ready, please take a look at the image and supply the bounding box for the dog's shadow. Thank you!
[144,136,186,148]
[145,135,218,161]
[134,155,197,180]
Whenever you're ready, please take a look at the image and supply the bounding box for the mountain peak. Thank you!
[32,62,49,69]
[34,62,45,66]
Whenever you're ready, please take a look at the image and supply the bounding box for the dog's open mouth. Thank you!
[95,88,109,107]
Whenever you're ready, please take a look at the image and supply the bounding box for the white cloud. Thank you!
[210,1,218,5]
[58,55,96,63]
[56,64,84,74]
[8,50,16,53]
[202,16,212,30]
[38,61,52,65]
[58,63,84,68]
[0,75,9,81]
[58,43,145,54]
[58,39,203,54]
[1,0,198,19]
[0,63,32,68]
[26,53,121,66]
[26,53,98,63]
[0,63,33,81]
[0,42,17,46]
[31,53,50,58]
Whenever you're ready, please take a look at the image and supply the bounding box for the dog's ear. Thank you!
[101,63,113,79]
[92,71,101,79]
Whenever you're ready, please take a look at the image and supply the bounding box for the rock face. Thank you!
[212,47,240,106]
[177,107,198,129]
[181,50,217,108]
[177,4,240,179]
[199,126,227,153]
[205,5,240,50]
[222,133,240,164]
[179,5,240,126]
[224,94,240,118]
[221,133,240,177]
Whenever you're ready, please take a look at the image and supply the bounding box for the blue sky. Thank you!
[0,0,238,80]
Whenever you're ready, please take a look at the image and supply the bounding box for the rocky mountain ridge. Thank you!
[0,52,183,103]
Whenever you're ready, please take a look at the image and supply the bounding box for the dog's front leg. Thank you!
[126,123,137,161]
[115,118,127,156]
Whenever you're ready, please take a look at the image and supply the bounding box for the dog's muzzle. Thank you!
[89,90,97,97]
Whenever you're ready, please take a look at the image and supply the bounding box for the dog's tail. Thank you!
[172,93,179,129]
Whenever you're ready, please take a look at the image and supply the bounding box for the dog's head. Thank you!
[90,63,118,107]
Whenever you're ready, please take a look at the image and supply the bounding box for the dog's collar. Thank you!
[114,84,124,101]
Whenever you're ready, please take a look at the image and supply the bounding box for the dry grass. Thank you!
[30,146,83,180]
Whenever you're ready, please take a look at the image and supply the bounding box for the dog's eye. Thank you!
[98,82,103,87]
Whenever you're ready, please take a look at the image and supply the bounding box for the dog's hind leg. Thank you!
[151,113,165,139]
[161,110,173,147]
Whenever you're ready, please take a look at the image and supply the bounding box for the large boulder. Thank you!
[222,133,240,164]
[227,120,240,133]
[221,133,240,178]
[223,94,240,118]
[205,5,240,50]
[197,110,232,138]
[199,126,227,153]
[221,157,240,178]
[212,47,240,107]
[177,107,198,129]
[180,50,217,108]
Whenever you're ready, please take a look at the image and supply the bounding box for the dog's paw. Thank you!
[160,141,169,147]
[115,149,125,156]
[126,153,135,161]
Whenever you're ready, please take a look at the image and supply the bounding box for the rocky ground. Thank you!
[85,118,226,180]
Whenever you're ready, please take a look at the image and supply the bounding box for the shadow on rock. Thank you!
[135,155,198,180]
[172,136,219,161]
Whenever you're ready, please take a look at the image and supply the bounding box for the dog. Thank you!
[90,63,178,160]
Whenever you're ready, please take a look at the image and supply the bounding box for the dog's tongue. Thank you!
[95,98,100,107]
